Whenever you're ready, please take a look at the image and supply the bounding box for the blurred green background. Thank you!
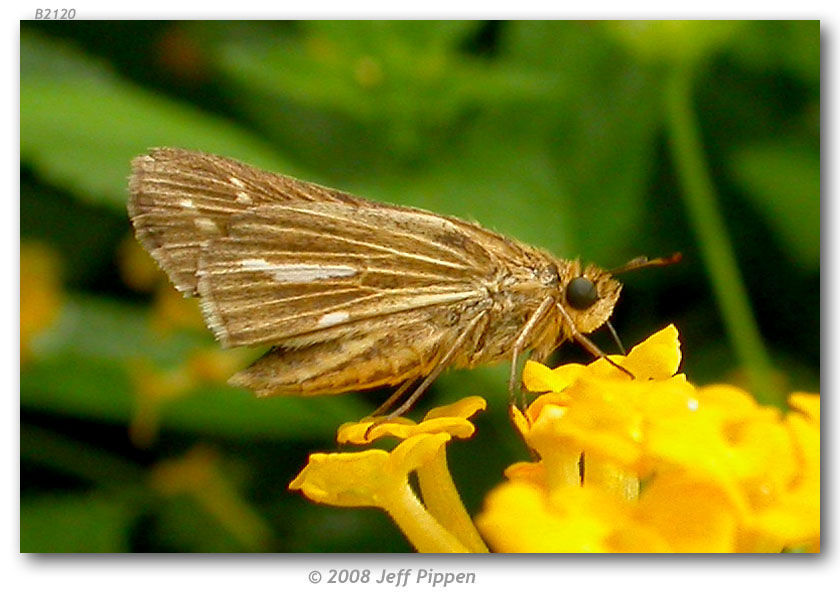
[20,21,819,552]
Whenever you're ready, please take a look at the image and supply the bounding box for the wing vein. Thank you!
[264,203,485,269]
[238,223,473,271]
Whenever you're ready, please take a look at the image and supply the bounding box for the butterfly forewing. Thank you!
[129,149,508,368]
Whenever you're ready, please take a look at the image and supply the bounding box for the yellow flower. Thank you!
[20,242,63,364]
[477,325,820,553]
[291,398,488,553]
[290,433,471,552]
[150,445,272,551]
[743,391,820,551]
[478,480,673,552]
[290,325,819,553]
[129,360,194,447]
[117,236,161,293]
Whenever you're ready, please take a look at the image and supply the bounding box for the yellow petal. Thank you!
[290,432,452,508]
[337,397,485,445]
[503,461,547,487]
[743,403,821,550]
[336,417,417,445]
[476,482,591,552]
[547,363,590,389]
[584,355,633,380]
[522,361,561,392]
[697,384,765,421]
[529,378,642,470]
[288,448,392,507]
[788,392,820,423]
[621,324,681,379]
[636,471,739,552]
[524,392,567,423]
[509,405,531,438]
[423,396,486,421]
[476,481,631,552]
[389,433,452,473]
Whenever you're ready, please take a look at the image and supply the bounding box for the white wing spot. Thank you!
[229,176,245,189]
[239,258,273,270]
[236,191,251,204]
[238,259,357,283]
[195,217,219,234]
[317,311,350,328]
[179,199,195,209]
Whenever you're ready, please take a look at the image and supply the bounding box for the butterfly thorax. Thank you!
[461,251,621,367]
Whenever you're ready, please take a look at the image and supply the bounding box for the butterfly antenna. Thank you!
[609,252,682,276]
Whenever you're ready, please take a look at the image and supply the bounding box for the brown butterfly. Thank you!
[128,148,678,416]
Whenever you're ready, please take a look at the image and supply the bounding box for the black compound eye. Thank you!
[566,277,598,310]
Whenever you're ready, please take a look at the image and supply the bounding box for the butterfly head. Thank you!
[559,261,623,335]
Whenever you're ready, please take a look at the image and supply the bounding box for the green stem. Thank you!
[664,65,780,408]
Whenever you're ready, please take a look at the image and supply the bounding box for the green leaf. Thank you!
[22,355,136,422]
[729,21,820,85]
[149,497,251,552]
[21,29,296,210]
[22,353,373,439]
[485,21,665,264]
[22,425,146,486]
[21,184,126,286]
[22,294,208,427]
[162,386,371,440]
[21,492,138,552]
[215,21,559,164]
[33,295,207,366]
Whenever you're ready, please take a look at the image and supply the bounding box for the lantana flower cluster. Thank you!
[290,325,819,553]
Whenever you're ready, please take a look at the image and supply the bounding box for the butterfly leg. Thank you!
[386,313,487,419]
[370,378,417,417]
[508,296,555,410]
[555,302,633,378]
